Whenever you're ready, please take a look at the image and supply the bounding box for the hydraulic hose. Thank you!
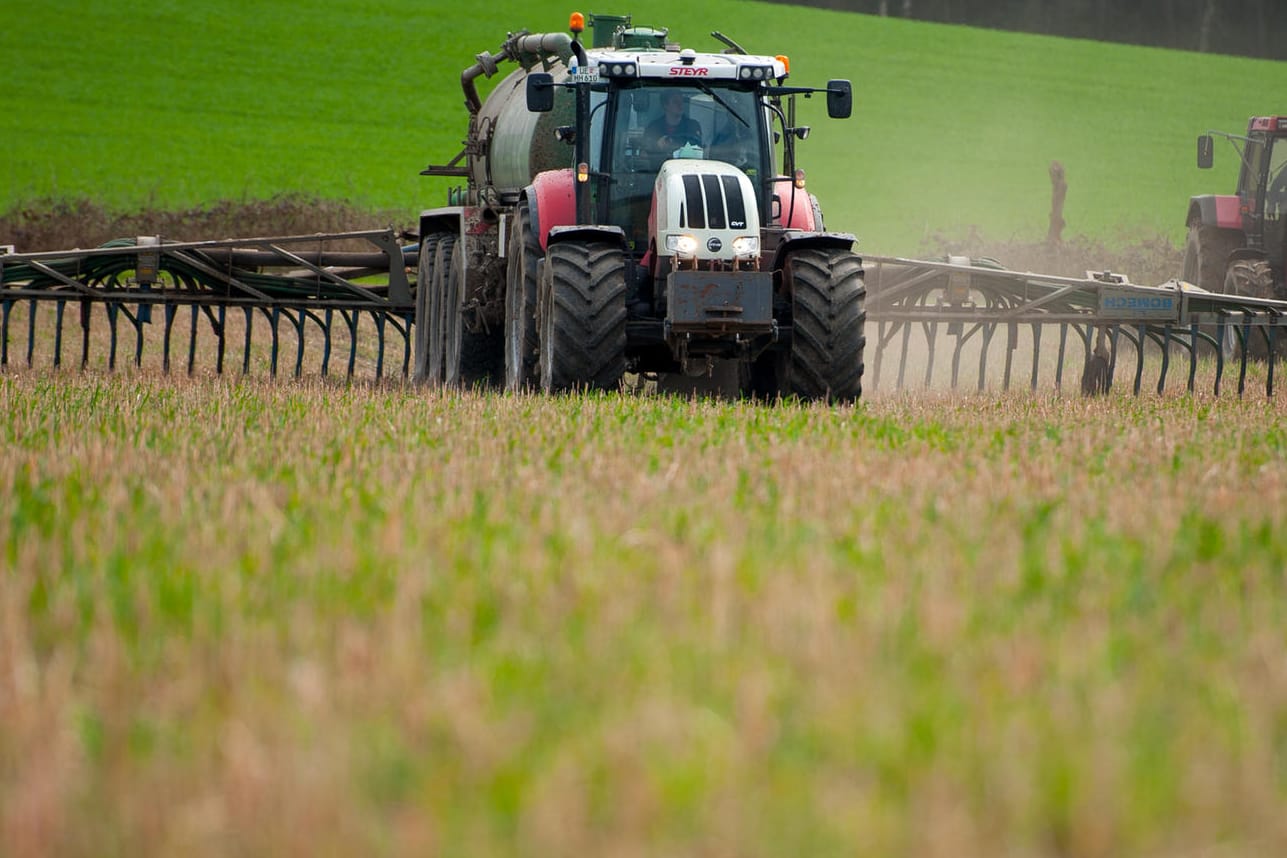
[460,31,573,114]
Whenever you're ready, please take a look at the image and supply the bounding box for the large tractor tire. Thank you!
[775,248,867,403]
[1182,223,1241,292]
[412,234,442,382]
[1224,258,1278,360]
[538,241,628,393]
[504,200,542,392]
[422,235,456,386]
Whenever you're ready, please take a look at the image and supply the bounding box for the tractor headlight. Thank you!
[666,234,699,256]
[731,235,759,258]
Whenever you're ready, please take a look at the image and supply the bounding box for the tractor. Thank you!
[418,12,864,400]
[1185,116,1287,303]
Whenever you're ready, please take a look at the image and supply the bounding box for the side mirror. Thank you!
[527,73,555,113]
[1197,134,1214,169]
[826,79,852,119]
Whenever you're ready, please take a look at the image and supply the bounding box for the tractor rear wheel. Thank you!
[780,248,867,402]
[413,235,441,382]
[1182,224,1241,292]
[505,201,542,392]
[538,241,627,393]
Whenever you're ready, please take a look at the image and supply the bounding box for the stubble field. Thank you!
[3,371,1286,857]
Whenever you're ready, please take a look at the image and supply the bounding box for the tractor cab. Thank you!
[1197,117,1287,279]
[1189,117,1287,298]
[598,79,771,255]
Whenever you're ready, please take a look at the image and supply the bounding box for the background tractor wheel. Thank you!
[504,200,542,392]
[1224,258,1277,360]
[1182,224,1241,292]
[782,248,867,402]
[538,241,627,393]
[412,234,441,382]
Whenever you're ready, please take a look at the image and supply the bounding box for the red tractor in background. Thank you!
[1185,116,1287,302]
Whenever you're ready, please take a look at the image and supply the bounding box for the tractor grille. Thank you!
[681,174,749,231]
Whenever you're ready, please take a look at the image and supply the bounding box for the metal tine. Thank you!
[242,307,254,375]
[977,323,996,393]
[950,326,965,390]
[269,307,282,377]
[392,311,413,377]
[322,309,334,377]
[188,304,199,375]
[344,310,358,378]
[1268,326,1277,396]
[897,321,911,390]
[215,305,227,375]
[1002,322,1016,391]
[291,309,308,378]
[879,322,910,393]
[1107,326,1120,394]
[164,304,177,374]
[1188,321,1199,394]
[1029,323,1041,391]
[80,300,91,370]
[26,299,37,367]
[1157,325,1173,395]
[1,299,12,366]
[870,320,887,392]
[299,309,328,377]
[1132,325,1146,396]
[1056,323,1068,390]
[107,303,120,371]
[922,321,937,388]
[131,306,145,368]
[54,300,66,368]
[1237,320,1250,397]
[374,311,387,380]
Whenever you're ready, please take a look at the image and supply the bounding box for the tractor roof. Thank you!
[1248,116,1287,133]
[586,47,788,83]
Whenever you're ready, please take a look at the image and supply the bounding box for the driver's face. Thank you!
[663,93,684,117]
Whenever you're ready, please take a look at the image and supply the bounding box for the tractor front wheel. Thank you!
[538,241,627,393]
[780,248,867,403]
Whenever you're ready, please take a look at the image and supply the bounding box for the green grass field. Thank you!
[3,372,1286,857]
[5,1,1287,252]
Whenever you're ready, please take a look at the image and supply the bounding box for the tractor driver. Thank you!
[643,91,702,156]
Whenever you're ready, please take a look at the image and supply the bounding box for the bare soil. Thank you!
[0,196,416,253]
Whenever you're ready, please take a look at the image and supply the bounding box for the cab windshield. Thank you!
[599,82,767,253]
[1265,136,1287,221]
